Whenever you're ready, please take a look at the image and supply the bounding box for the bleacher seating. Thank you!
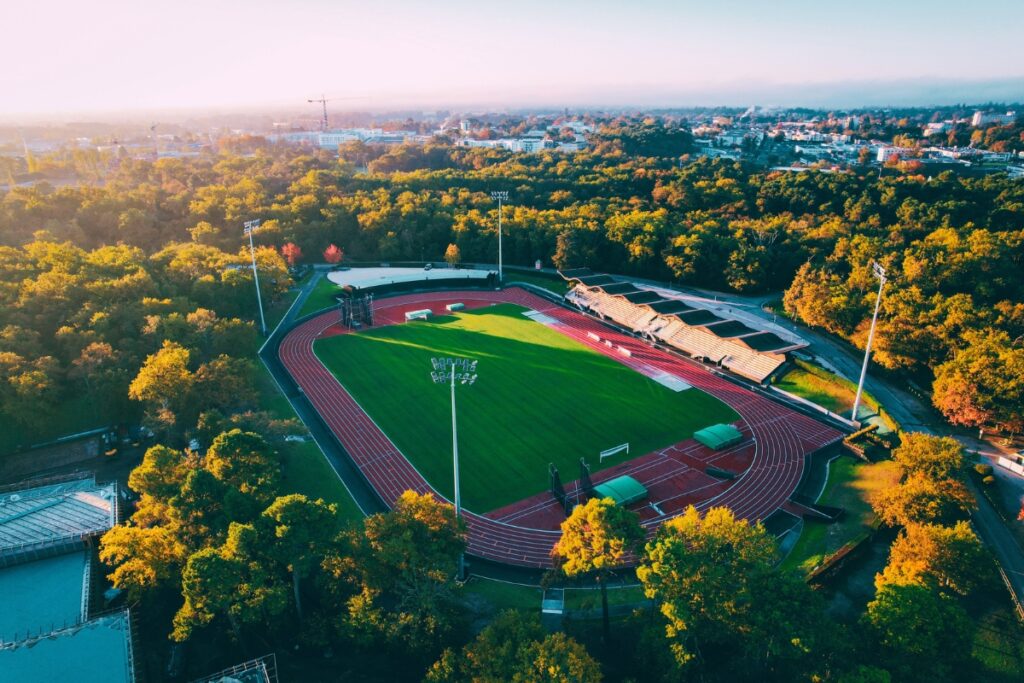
[561,274,803,382]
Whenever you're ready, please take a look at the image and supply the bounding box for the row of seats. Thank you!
[568,284,787,382]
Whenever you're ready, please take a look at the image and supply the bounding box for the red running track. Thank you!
[279,288,843,568]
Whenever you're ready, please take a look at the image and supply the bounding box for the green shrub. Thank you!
[975,463,994,477]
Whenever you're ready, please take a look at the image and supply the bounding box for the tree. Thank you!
[172,522,290,641]
[261,494,339,619]
[327,490,465,652]
[932,329,1024,431]
[864,583,974,683]
[203,429,281,511]
[637,506,777,670]
[128,444,190,502]
[876,521,990,596]
[871,472,974,527]
[890,433,965,481]
[552,497,643,642]
[427,611,601,683]
[128,340,194,431]
[280,242,302,266]
[99,525,187,600]
[323,243,344,264]
[443,243,461,266]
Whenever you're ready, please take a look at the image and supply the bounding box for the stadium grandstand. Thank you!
[560,268,805,382]
[192,654,279,683]
[0,475,136,683]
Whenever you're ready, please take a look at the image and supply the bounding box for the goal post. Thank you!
[599,442,630,463]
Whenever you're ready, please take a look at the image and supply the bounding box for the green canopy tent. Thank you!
[693,423,743,450]
[592,475,648,506]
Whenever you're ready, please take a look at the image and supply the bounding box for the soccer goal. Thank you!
[599,442,630,463]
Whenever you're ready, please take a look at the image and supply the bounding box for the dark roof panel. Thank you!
[558,268,593,280]
[646,299,695,314]
[621,290,662,304]
[596,282,640,295]
[702,320,758,338]
[577,274,616,287]
[674,309,724,326]
[736,332,798,352]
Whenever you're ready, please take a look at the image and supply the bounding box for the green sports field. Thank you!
[313,304,738,513]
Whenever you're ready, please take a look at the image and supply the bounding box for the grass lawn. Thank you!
[256,370,363,523]
[461,577,646,613]
[314,303,738,512]
[775,359,893,430]
[297,276,341,318]
[780,455,901,574]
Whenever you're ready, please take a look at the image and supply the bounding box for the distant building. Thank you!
[459,119,471,133]
[876,146,910,163]
[971,110,1017,127]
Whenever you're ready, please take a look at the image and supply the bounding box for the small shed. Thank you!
[593,475,648,506]
[693,423,743,450]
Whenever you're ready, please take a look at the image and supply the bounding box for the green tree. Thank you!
[864,583,974,683]
[327,490,465,653]
[637,506,777,670]
[204,429,281,511]
[890,433,965,481]
[261,494,339,619]
[552,496,643,642]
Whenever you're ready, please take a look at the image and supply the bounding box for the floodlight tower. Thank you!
[851,261,887,423]
[243,219,267,336]
[490,191,509,285]
[430,356,478,580]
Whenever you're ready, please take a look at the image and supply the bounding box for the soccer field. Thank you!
[313,304,739,513]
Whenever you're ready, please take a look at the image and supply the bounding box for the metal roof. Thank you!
[558,268,593,280]
[673,309,725,326]
[594,282,640,296]
[593,476,648,506]
[735,331,801,353]
[644,299,695,314]
[0,479,116,559]
[701,320,758,339]
[620,290,662,304]
[576,274,616,287]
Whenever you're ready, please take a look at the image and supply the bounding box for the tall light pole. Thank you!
[243,219,267,336]
[851,261,887,423]
[490,191,508,285]
[430,356,478,581]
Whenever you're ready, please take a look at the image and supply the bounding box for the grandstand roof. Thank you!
[593,476,648,506]
[0,551,86,640]
[735,332,801,353]
[693,423,744,450]
[673,309,725,326]
[575,274,617,287]
[620,290,662,304]
[594,282,640,296]
[644,299,695,314]
[558,268,593,280]
[702,320,758,338]
[0,478,117,559]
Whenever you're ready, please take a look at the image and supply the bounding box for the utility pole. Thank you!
[430,357,478,581]
[243,219,267,336]
[490,191,508,285]
[851,261,887,423]
[307,94,329,131]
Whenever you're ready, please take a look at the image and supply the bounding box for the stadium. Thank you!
[273,267,845,570]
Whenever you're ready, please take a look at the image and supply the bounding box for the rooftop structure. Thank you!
[0,477,117,567]
[326,266,496,291]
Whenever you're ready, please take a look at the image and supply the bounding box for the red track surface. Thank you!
[279,288,842,568]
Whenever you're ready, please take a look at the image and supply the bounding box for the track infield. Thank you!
[313,303,738,512]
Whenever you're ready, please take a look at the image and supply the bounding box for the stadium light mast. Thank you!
[851,261,887,423]
[243,219,267,336]
[490,191,509,285]
[430,356,478,581]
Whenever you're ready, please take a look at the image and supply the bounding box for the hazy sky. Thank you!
[3,0,1023,116]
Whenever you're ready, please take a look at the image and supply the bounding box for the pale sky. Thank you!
[3,0,1023,117]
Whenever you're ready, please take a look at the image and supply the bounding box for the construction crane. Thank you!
[308,94,330,131]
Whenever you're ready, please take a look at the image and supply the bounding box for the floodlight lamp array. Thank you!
[243,219,261,235]
[429,357,478,384]
[490,191,509,201]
